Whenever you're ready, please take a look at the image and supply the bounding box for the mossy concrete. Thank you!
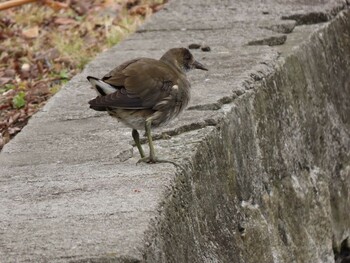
[143,8,350,263]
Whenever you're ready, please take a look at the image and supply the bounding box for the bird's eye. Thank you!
[184,53,192,61]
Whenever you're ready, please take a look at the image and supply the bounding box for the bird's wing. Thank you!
[88,88,145,110]
[101,58,141,86]
[92,58,179,110]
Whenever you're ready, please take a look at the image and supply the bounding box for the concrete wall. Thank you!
[143,9,350,263]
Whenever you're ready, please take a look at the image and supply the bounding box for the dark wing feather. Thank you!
[89,88,146,110]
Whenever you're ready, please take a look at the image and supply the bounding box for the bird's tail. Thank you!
[87,76,116,96]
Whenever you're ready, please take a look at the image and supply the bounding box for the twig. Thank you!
[0,0,37,11]
[0,0,69,11]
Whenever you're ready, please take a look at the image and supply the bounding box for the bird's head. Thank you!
[161,48,208,73]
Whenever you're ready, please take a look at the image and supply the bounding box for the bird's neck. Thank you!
[160,56,186,75]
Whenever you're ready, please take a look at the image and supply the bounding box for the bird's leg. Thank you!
[137,119,182,169]
[132,129,145,158]
[145,119,156,161]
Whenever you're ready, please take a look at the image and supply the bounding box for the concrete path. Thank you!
[1,0,350,262]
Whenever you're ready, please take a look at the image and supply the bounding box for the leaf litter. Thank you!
[0,0,166,150]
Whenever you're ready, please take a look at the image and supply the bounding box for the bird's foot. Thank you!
[137,156,185,171]
[137,156,176,165]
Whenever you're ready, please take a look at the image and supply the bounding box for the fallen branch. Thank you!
[0,0,69,11]
[0,0,37,11]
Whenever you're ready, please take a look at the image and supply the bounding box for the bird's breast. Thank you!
[150,82,190,127]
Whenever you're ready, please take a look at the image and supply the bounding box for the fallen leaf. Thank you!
[70,0,90,15]
[0,77,11,86]
[44,0,69,11]
[31,82,50,96]
[3,89,16,97]
[103,0,115,8]
[0,132,11,149]
[22,26,39,39]
[101,0,122,13]
[126,0,140,10]
[4,69,15,77]
[129,5,151,16]
[150,3,165,13]
[54,17,77,25]
[0,104,10,110]
[8,127,21,135]
[8,112,20,124]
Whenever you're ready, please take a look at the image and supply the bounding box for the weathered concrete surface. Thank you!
[1,0,350,262]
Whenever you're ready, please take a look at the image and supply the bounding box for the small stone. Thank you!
[262,11,269,15]
[201,46,211,52]
[21,63,30,72]
[188,43,201,49]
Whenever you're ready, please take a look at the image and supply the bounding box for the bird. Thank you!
[87,47,208,165]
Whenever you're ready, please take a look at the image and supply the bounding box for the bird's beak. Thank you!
[192,60,208,71]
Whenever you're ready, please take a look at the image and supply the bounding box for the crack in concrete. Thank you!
[282,12,330,25]
[281,3,350,25]
[137,118,219,145]
[61,114,105,121]
[187,94,239,111]
[259,22,296,34]
[187,103,221,111]
[247,35,287,46]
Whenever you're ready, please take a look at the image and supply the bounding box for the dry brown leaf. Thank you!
[70,0,90,15]
[102,0,115,7]
[126,0,140,10]
[129,5,151,16]
[4,69,16,77]
[2,89,16,97]
[9,112,20,124]
[150,3,165,13]
[0,104,10,110]
[44,0,69,11]
[8,127,21,135]
[101,0,122,13]
[0,77,11,86]
[22,26,39,38]
[0,133,10,148]
[54,17,77,25]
